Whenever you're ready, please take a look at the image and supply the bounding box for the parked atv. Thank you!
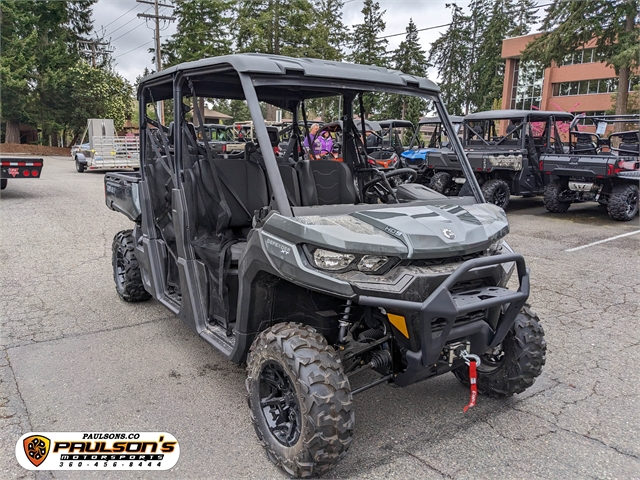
[541,114,639,221]
[105,54,545,478]
[401,115,463,188]
[429,110,573,209]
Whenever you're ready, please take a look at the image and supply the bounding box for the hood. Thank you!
[265,203,508,259]
[401,148,439,162]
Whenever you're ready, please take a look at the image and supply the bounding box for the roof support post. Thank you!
[239,73,292,217]
[435,95,485,203]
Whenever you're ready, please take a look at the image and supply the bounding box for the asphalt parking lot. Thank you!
[1,155,639,479]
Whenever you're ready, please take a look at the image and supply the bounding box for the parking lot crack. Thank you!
[399,449,452,478]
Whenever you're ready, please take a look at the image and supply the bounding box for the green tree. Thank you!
[348,0,388,67]
[162,0,233,67]
[32,0,96,145]
[235,0,314,56]
[471,0,513,111]
[522,0,639,115]
[308,0,347,61]
[427,3,470,115]
[348,0,388,117]
[510,0,538,37]
[0,1,38,143]
[386,19,428,122]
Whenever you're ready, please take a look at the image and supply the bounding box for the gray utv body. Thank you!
[105,53,544,477]
[107,52,530,378]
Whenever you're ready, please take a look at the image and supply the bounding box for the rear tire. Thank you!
[247,323,354,478]
[75,158,85,173]
[112,229,151,302]
[0,179,7,190]
[430,171,452,195]
[543,181,571,213]
[607,183,638,221]
[453,305,546,397]
[482,179,511,209]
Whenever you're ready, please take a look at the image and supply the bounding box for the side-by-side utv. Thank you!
[104,54,546,478]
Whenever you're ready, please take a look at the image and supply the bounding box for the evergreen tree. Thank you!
[471,0,513,111]
[510,0,538,37]
[163,0,234,66]
[0,2,38,143]
[348,0,388,67]
[463,0,489,113]
[348,0,388,117]
[387,19,428,122]
[235,0,314,56]
[427,3,470,115]
[308,0,347,61]
[522,0,639,115]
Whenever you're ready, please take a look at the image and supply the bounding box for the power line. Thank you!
[111,21,146,42]
[105,6,152,37]
[375,2,553,40]
[114,39,154,59]
[100,3,140,30]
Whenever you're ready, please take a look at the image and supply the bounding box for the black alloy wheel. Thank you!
[258,361,301,447]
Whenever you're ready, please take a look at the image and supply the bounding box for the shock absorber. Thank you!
[338,300,353,343]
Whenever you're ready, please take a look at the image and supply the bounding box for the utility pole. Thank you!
[78,39,112,67]
[137,0,175,124]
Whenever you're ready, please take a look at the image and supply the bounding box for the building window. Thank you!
[510,60,544,110]
[562,48,596,66]
[551,77,635,96]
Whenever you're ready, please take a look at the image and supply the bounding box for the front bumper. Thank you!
[358,253,529,386]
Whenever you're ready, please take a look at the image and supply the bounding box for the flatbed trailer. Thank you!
[0,157,44,190]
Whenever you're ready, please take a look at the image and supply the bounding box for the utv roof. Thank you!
[379,119,414,128]
[464,110,573,121]
[138,53,440,105]
[419,115,463,125]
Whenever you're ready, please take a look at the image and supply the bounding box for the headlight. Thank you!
[313,248,355,271]
[358,255,388,272]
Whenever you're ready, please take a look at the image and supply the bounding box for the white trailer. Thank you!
[74,119,140,173]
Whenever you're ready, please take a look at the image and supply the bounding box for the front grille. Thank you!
[408,250,486,268]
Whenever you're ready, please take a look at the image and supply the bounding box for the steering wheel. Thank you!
[362,168,418,202]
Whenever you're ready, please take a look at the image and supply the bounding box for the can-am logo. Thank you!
[442,229,456,239]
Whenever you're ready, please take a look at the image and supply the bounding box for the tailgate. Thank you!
[541,153,611,177]
[1,157,44,179]
[105,171,141,222]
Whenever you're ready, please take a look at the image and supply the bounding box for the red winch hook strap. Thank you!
[463,360,478,413]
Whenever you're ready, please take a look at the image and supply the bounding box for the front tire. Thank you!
[112,229,151,302]
[607,183,638,221]
[247,323,354,478]
[482,178,511,209]
[454,305,546,397]
[543,181,572,213]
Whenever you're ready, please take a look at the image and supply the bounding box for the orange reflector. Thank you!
[387,313,409,338]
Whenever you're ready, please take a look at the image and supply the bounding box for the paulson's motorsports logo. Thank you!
[16,432,179,470]
[23,435,50,467]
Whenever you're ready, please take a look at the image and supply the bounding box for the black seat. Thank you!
[295,160,357,206]
[278,164,302,206]
[188,157,268,233]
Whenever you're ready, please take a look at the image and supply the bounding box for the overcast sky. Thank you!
[91,0,542,84]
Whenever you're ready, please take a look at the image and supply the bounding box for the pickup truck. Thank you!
[0,157,44,190]
[541,114,639,221]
